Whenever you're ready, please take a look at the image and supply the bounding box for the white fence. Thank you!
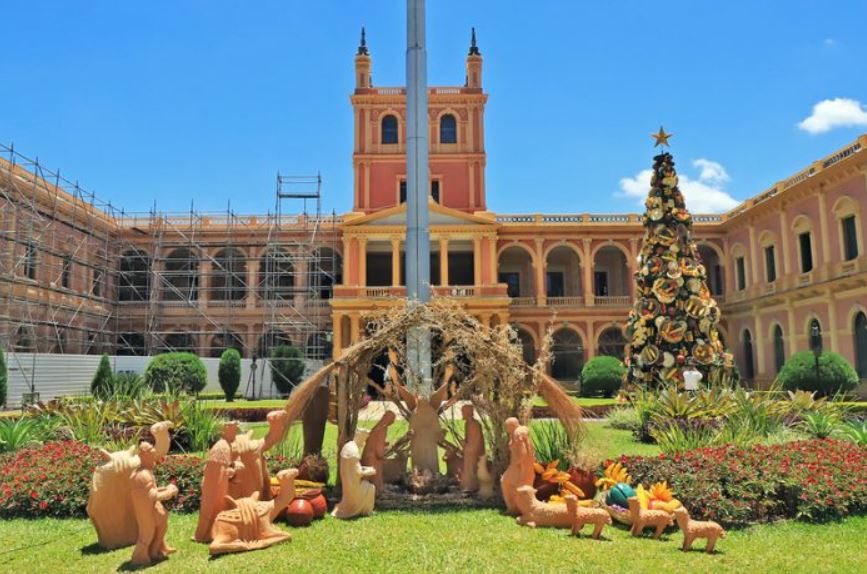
[4,352,322,409]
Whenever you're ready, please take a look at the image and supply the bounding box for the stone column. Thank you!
[487,235,497,285]
[199,258,211,309]
[535,238,546,306]
[583,239,593,306]
[439,237,449,286]
[748,226,759,289]
[628,238,639,298]
[585,321,595,361]
[827,290,840,351]
[391,237,401,287]
[779,210,792,276]
[473,236,482,286]
[332,313,343,359]
[817,192,832,272]
[294,255,307,308]
[358,237,368,287]
[342,237,353,285]
[754,310,766,375]
[350,313,361,344]
[245,257,257,310]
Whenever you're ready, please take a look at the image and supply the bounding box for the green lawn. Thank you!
[201,396,622,410]
[0,510,864,573]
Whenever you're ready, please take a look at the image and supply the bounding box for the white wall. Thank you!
[4,352,322,409]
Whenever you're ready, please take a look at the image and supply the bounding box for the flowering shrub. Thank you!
[0,440,204,518]
[612,439,867,526]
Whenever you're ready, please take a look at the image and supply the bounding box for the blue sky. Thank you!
[3,1,866,215]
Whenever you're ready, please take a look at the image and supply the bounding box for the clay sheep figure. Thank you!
[332,429,376,519]
[627,497,673,540]
[673,507,726,553]
[565,497,611,540]
[514,485,572,528]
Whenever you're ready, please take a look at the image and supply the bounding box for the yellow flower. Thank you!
[649,481,674,502]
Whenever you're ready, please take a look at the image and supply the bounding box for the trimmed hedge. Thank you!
[778,351,858,397]
[581,356,625,398]
[90,354,114,398]
[218,349,242,402]
[144,352,207,394]
[269,346,305,396]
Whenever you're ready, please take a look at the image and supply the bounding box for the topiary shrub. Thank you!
[581,356,625,397]
[777,351,858,397]
[90,354,114,398]
[0,347,7,408]
[218,348,241,402]
[269,346,305,396]
[144,352,207,394]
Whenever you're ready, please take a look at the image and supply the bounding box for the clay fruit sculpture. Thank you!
[605,483,637,508]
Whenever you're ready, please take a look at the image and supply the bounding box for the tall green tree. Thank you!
[90,354,114,398]
[625,132,737,388]
[218,348,242,402]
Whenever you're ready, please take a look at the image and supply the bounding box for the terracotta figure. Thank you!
[129,441,178,566]
[628,497,673,539]
[443,443,463,481]
[460,405,485,492]
[513,485,573,528]
[208,469,298,555]
[87,421,173,550]
[228,410,289,501]
[332,429,376,519]
[673,507,726,553]
[476,457,495,500]
[360,410,396,491]
[194,421,240,543]
[566,497,612,540]
[500,417,536,515]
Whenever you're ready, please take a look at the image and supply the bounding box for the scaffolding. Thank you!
[1,143,339,388]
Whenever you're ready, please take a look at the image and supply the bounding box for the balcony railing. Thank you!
[510,296,536,307]
[594,295,631,307]
[547,296,585,307]
[433,286,476,297]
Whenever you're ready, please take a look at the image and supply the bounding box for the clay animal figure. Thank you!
[628,497,674,539]
[476,457,495,500]
[129,441,178,566]
[565,497,612,540]
[332,429,376,519]
[673,507,726,553]
[228,410,289,501]
[460,405,485,492]
[361,410,396,491]
[500,417,536,515]
[514,485,573,528]
[208,469,298,555]
[194,421,240,543]
[87,421,173,550]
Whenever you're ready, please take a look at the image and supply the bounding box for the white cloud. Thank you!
[824,38,836,47]
[618,158,740,214]
[797,98,867,134]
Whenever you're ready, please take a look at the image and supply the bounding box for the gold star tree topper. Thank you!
[651,126,673,147]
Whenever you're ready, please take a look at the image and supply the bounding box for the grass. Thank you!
[201,396,623,411]
[0,511,864,573]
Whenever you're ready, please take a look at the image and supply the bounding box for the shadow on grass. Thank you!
[79,542,111,556]
[116,556,167,571]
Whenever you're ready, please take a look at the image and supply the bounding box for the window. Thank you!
[855,312,867,379]
[24,243,37,280]
[799,232,813,273]
[773,325,785,374]
[399,179,440,204]
[594,271,608,296]
[61,256,72,289]
[381,114,398,144]
[809,319,822,354]
[742,330,755,381]
[764,245,776,283]
[735,256,746,291]
[499,272,520,297]
[842,215,859,261]
[440,114,457,144]
[92,270,103,297]
[597,327,627,361]
[546,272,565,297]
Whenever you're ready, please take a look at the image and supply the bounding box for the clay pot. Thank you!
[299,488,328,519]
[568,468,598,500]
[285,498,315,527]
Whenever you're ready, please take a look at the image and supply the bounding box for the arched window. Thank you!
[24,242,38,280]
[742,330,755,381]
[161,332,196,354]
[118,249,151,301]
[854,312,867,379]
[117,333,146,356]
[212,248,246,301]
[381,114,398,144]
[259,249,294,301]
[597,326,627,361]
[439,114,457,144]
[551,328,584,382]
[773,325,785,374]
[163,248,198,301]
[808,319,822,354]
[514,328,536,365]
[209,331,244,358]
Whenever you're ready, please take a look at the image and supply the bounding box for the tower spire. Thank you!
[468,27,480,56]
[357,26,369,55]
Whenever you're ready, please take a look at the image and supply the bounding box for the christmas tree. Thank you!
[624,128,737,389]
